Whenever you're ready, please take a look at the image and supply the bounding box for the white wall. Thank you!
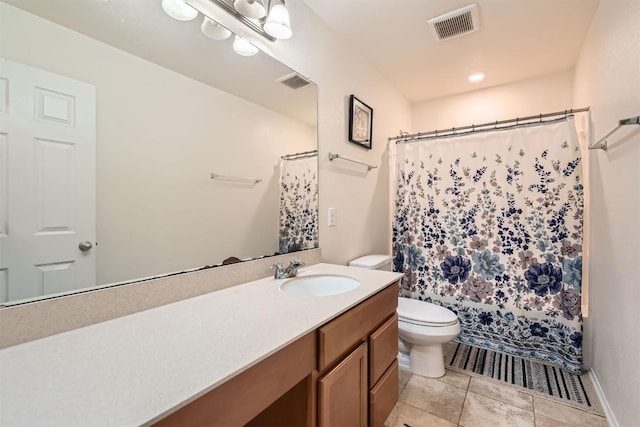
[216,1,413,265]
[412,69,575,131]
[0,4,315,285]
[573,1,640,425]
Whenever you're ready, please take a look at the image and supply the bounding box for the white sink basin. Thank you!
[280,274,360,297]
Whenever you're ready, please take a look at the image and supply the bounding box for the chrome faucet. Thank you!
[270,259,306,279]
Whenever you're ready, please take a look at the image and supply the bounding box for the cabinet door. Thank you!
[369,313,398,386]
[318,342,367,427]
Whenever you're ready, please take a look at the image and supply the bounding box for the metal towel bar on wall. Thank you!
[210,173,262,184]
[588,115,640,150]
[328,152,377,171]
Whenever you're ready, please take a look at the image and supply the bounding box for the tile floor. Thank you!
[384,367,608,427]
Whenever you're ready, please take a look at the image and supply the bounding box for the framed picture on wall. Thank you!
[348,95,373,149]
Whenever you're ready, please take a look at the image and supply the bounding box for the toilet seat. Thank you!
[397,297,459,327]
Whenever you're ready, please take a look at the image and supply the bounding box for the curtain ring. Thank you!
[539,114,542,122]
[516,117,519,125]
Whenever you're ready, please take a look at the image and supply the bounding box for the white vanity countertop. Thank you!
[0,263,402,426]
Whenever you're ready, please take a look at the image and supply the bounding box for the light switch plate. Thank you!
[328,207,337,227]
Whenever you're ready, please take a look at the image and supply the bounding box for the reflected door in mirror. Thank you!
[0,59,96,302]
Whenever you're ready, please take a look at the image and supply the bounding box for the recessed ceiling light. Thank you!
[468,72,485,83]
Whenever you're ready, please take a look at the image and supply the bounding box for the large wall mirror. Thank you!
[0,0,318,305]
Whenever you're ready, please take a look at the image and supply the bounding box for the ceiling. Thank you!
[6,0,599,115]
[304,0,600,104]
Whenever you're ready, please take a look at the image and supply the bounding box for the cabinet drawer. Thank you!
[369,359,399,427]
[369,312,398,386]
[318,284,398,372]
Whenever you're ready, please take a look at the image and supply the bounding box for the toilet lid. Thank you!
[397,297,459,326]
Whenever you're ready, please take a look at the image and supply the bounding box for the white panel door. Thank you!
[0,59,96,302]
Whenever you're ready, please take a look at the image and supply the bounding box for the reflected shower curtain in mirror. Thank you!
[279,152,319,253]
[392,118,585,373]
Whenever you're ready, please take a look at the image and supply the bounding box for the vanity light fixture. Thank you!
[468,72,485,83]
[161,0,198,21]
[233,0,267,20]
[162,0,294,57]
[233,35,259,56]
[201,16,232,40]
[264,0,292,40]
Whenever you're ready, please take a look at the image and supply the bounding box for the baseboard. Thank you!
[398,352,410,370]
[589,369,619,427]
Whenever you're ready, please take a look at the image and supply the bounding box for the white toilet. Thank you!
[396,297,460,378]
[349,255,461,378]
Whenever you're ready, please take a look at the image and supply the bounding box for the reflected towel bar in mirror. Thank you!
[210,173,262,183]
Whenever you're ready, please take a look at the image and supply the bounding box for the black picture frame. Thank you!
[348,95,373,149]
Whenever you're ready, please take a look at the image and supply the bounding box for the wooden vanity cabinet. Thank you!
[155,331,316,427]
[154,282,399,427]
[317,283,399,427]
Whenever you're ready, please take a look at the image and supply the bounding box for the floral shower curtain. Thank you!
[279,152,319,253]
[392,118,585,373]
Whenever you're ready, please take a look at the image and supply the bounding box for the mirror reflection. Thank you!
[0,0,318,304]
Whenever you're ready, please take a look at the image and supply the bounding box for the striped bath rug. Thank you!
[444,342,604,415]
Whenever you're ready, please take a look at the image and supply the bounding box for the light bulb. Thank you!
[468,72,485,83]
[201,17,231,40]
[264,2,292,39]
[232,35,259,56]
[161,0,198,21]
[233,0,266,19]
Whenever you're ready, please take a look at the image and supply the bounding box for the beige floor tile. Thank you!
[459,391,535,427]
[468,377,534,411]
[399,366,413,394]
[534,414,576,427]
[437,369,471,390]
[391,401,457,427]
[399,374,466,424]
[384,403,400,427]
[533,397,608,427]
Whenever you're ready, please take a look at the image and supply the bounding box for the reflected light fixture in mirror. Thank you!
[233,35,260,56]
[201,16,232,40]
[264,0,292,39]
[234,0,266,19]
[162,0,198,21]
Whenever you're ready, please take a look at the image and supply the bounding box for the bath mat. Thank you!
[444,342,604,416]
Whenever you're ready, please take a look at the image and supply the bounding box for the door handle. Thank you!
[79,241,93,252]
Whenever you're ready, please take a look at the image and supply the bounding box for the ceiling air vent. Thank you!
[276,72,311,90]
[427,4,480,41]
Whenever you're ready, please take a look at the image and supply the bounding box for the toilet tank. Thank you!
[349,255,393,271]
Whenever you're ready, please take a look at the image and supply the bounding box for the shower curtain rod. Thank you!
[389,107,590,143]
[281,149,318,160]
